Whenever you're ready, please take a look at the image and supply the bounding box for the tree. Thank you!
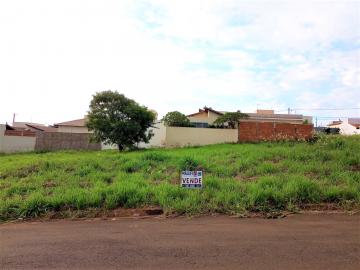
[162,111,192,127]
[213,111,248,129]
[86,91,156,151]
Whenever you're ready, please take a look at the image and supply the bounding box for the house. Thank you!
[53,118,90,133]
[187,107,224,127]
[11,122,58,132]
[187,107,312,126]
[348,118,360,129]
[327,118,360,135]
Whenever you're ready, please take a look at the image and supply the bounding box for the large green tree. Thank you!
[162,111,192,127]
[213,111,248,129]
[86,91,156,151]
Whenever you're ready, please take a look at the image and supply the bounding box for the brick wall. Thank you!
[238,121,313,142]
[35,132,101,151]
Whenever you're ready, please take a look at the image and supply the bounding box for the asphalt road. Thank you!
[1,214,359,270]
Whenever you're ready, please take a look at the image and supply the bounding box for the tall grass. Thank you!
[0,135,359,220]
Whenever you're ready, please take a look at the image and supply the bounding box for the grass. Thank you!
[0,135,359,221]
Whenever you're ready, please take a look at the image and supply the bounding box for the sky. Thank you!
[0,0,359,126]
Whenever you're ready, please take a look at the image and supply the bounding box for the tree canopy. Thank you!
[213,111,248,129]
[162,111,192,127]
[86,91,156,151]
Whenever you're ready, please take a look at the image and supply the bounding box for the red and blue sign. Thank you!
[181,171,203,188]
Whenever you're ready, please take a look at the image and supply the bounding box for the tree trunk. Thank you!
[117,144,124,151]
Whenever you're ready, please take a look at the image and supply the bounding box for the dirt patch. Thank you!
[235,174,258,182]
[300,203,356,212]
[304,172,321,180]
[108,207,164,217]
[42,180,57,188]
[78,181,92,188]
[268,157,283,164]
[13,165,40,178]
[11,207,166,223]
[350,164,360,172]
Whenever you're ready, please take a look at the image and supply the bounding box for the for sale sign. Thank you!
[181,171,203,188]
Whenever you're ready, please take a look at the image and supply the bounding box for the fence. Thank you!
[35,132,101,151]
[238,121,313,142]
[0,125,36,153]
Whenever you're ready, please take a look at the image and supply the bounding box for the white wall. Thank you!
[137,122,166,148]
[0,125,36,153]
[101,122,167,150]
[165,126,238,147]
[337,119,360,135]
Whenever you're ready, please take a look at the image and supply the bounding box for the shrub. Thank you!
[162,111,192,127]
[178,156,200,171]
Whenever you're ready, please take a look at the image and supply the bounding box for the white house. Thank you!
[327,118,360,135]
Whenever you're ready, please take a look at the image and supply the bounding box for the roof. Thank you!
[328,120,342,127]
[327,119,360,128]
[246,113,304,121]
[5,124,15,130]
[25,124,58,132]
[256,109,274,115]
[187,107,305,122]
[187,107,224,117]
[54,118,86,127]
[349,118,360,128]
[13,122,45,128]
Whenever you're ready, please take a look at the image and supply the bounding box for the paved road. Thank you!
[1,214,359,270]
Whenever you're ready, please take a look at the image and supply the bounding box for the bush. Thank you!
[162,111,192,127]
[178,156,200,171]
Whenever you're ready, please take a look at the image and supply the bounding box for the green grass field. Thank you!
[0,135,359,221]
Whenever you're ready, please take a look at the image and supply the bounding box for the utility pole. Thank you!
[315,117,318,128]
[288,107,290,114]
[12,113,16,125]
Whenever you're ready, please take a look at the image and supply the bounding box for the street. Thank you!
[1,214,359,270]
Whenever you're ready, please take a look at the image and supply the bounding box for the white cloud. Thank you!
[0,0,359,125]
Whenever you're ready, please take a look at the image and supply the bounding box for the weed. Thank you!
[0,135,359,220]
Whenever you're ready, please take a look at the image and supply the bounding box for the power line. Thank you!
[275,107,360,112]
[293,108,360,111]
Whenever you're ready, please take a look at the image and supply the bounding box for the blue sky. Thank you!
[0,0,359,125]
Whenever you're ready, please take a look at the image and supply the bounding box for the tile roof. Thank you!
[54,118,86,127]
[349,118,360,128]
[187,107,224,117]
[246,113,304,120]
[25,124,59,132]
[13,122,45,128]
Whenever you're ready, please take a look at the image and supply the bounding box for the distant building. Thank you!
[187,107,223,127]
[12,122,58,132]
[53,118,90,133]
[186,107,312,127]
[327,118,360,135]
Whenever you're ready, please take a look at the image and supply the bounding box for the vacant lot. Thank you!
[0,135,359,221]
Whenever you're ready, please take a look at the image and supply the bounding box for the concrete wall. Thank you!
[35,132,101,151]
[0,125,36,153]
[138,122,166,148]
[238,121,313,142]
[165,127,238,147]
[56,126,90,133]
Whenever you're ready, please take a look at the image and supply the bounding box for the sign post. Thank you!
[180,171,203,188]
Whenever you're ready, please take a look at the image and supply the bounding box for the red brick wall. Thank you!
[238,121,313,142]
[275,123,296,140]
[258,122,275,141]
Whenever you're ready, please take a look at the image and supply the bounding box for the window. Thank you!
[192,122,209,128]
